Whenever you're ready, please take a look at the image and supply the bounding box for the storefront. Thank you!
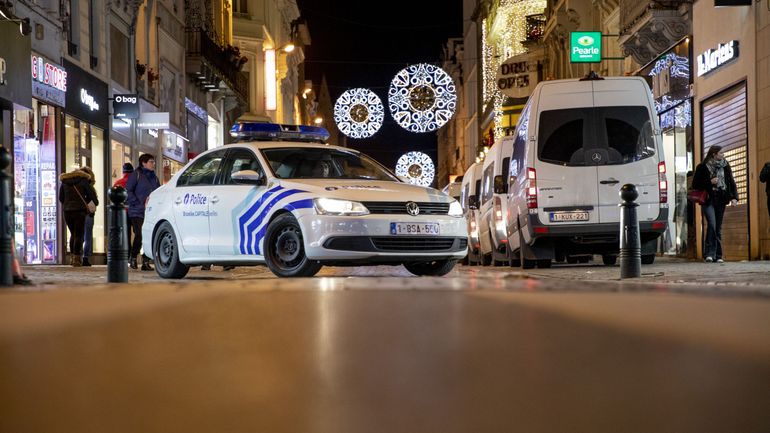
[63,59,109,261]
[0,21,33,265]
[638,37,694,257]
[12,52,66,264]
[185,97,207,159]
[161,129,187,183]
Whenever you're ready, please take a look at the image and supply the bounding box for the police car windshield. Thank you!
[262,147,398,181]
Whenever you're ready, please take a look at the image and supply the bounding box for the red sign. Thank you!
[31,55,67,91]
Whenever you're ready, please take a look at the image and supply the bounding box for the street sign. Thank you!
[570,32,602,63]
[113,94,139,119]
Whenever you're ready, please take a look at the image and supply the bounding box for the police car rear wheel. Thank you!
[265,214,322,278]
[403,259,457,276]
[153,222,189,279]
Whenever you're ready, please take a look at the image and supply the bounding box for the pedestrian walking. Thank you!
[125,154,160,271]
[760,161,770,219]
[59,168,96,267]
[80,167,99,267]
[692,145,739,263]
[113,162,134,189]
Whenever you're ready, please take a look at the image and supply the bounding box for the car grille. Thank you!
[362,201,450,215]
[324,237,467,252]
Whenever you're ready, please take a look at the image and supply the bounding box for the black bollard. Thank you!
[619,184,641,278]
[0,147,12,287]
[107,186,129,283]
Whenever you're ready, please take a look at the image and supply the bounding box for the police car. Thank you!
[142,123,468,278]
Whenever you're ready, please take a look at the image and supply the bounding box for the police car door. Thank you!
[172,149,226,256]
[209,147,269,257]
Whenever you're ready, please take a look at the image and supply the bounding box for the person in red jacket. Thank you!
[113,162,134,189]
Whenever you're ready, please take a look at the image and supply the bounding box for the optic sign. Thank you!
[31,54,67,106]
[113,94,139,119]
[570,32,602,63]
[80,89,100,111]
[497,55,540,99]
[697,40,739,77]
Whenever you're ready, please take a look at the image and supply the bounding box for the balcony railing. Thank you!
[186,28,248,104]
[525,14,546,43]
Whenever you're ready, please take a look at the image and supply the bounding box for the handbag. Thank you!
[687,189,708,205]
[74,185,97,214]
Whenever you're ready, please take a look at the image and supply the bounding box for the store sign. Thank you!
[163,132,186,162]
[31,54,67,107]
[697,40,739,77]
[138,112,170,129]
[715,0,751,6]
[0,21,32,108]
[113,94,139,119]
[570,32,602,63]
[496,54,541,99]
[63,59,108,128]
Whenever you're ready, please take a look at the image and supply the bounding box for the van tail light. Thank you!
[494,196,503,222]
[658,162,667,204]
[526,168,538,209]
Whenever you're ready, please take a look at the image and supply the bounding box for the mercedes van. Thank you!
[505,75,668,269]
[478,136,515,265]
[460,162,484,265]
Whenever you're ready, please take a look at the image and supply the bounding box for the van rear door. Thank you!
[535,81,599,226]
[592,79,661,223]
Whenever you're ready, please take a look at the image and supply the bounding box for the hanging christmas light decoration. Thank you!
[388,63,457,133]
[333,88,384,138]
[395,151,435,186]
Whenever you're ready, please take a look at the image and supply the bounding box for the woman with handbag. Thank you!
[79,167,99,267]
[692,145,739,263]
[59,168,97,267]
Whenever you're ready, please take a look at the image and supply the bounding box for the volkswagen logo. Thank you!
[592,152,602,162]
[406,201,420,216]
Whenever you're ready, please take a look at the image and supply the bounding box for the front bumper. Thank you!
[299,213,468,262]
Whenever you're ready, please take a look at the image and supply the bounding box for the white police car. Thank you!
[142,123,468,278]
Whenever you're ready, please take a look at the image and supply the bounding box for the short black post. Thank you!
[619,184,641,279]
[0,147,12,287]
[107,186,129,283]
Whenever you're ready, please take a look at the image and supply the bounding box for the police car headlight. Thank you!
[314,198,370,216]
[448,200,464,218]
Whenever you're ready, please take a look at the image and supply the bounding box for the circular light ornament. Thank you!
[395,151,435,186]
[333,88,384,139]
[388,63,457,133]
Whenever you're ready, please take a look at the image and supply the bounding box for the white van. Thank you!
[460,163,484,265]
[478,136,515,265]
[442,176,463,201]
[505,75,668,269]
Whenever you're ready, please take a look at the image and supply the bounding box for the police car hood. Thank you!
[277,179,452,203]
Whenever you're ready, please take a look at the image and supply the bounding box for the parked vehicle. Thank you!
[478,136,515,266]
[505,75,668,269]
[441,176,463,201]
[460,162,483,265]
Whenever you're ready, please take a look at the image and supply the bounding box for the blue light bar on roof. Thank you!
[230,122,330,143]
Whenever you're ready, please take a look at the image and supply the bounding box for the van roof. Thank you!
[535,76,651,109]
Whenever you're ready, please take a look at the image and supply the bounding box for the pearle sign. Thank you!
[697,40,739,77]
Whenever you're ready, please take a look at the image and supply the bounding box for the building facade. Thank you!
[437,38,466,189]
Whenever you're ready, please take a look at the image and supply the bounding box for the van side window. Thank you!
[511,104,530,180]
[482,164,494,203]
[474,179,482,201]
[461,184,469,210]
[501,157,510,186]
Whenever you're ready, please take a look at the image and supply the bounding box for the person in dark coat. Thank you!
[79,167,99,267]
[113,162,134,189]
[692,145,739,263]
[59,169,96,267]
[760,162,770,219]
[125,153,160,270]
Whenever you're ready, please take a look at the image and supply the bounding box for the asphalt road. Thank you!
[1,262,769,432]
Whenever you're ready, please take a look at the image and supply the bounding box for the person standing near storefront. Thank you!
[692,145,739,263]
[59,169,96,267]
[126,154,160,271]
[760,161,770,219]
[79,167,99,267]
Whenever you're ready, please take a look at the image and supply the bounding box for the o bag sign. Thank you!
[113,93,139,119]
[570,32,602,63]
[697,40,739,77]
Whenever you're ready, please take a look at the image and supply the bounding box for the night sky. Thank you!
[295,0,464,170]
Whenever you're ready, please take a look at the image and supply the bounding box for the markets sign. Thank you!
[496,54,541,99]
[570,32,602,63]
[697,40,739,77]
[31,54,67,107]
[113,94,139,119]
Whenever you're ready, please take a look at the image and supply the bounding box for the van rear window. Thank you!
[538,106,655,166]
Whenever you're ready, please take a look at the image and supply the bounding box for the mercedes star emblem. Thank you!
[592,152,602,162]
[406,201,420,216]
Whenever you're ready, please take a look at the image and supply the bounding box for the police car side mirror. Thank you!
[493,175,508,194]
[231,170,264,185]
[468,195,479,210]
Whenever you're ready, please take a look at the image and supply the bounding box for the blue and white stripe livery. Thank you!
[235,186,313,255]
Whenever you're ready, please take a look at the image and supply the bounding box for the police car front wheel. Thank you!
[264,213,322,278]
